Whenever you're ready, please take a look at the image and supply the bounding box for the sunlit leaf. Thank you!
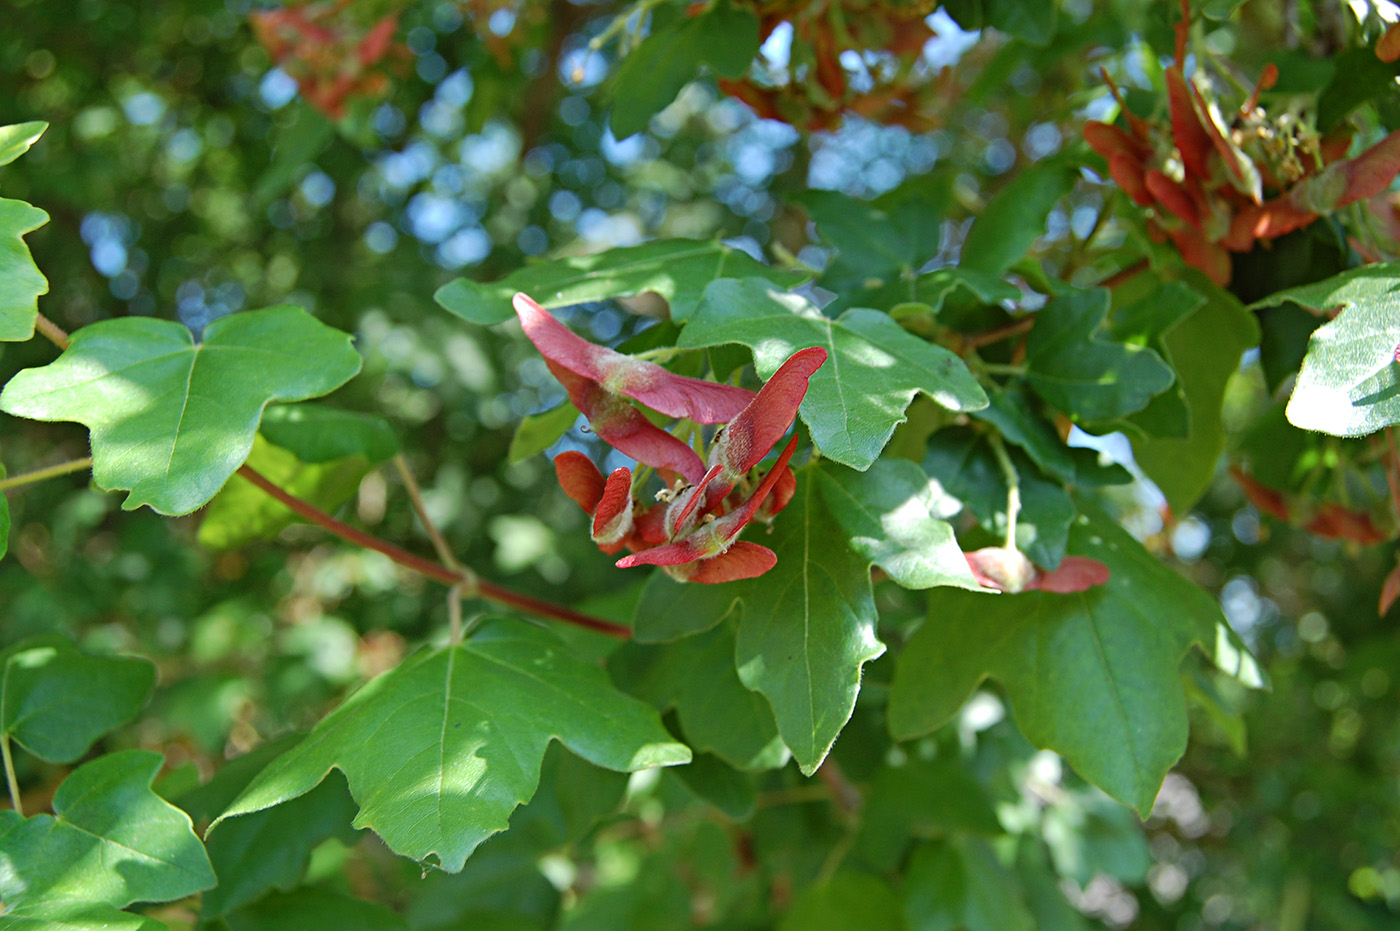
[1250,263,1400,436]
[0,306,362,514]
[211,619,689,871]
[434,239,808,325]
[0,750,215,918]
[0,120,47,167]
[0,197,49,342]
[681,278,987,470]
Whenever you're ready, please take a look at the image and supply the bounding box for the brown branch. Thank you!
[235,464,630,638]
[962,316,1034,351]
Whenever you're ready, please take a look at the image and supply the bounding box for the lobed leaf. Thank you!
[0,306,362,515]
[680,278,988,470]
[960,160,1076,277]
[0,197,50,342]
[889,501,1227,813]
[1025,288,1176,423]
[0,750,215,918]
[1249,262,1400,437]
[0,120,47,167]
[211,619,690,871]
[434,239,808,325]
[0,634,155,763]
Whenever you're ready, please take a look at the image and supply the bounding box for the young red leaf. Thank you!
[513,292,753,423]
[1381,562,1400,615]
[1033,556,1112,593]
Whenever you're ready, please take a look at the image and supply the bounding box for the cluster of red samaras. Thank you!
[1086,0,1400,285]
[513,293,825,584]
[249,1,409,120]
[719,0,947,132]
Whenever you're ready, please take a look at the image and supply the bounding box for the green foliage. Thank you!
[0,635,155,763]
[0,307,361,514]
[890,504,1224,813]
[0,198,48,343]
[0,750,215,921]
[1251,263,1400,437]
[434,239,808,325]
[681,278,988,469]
[213,619,689,870]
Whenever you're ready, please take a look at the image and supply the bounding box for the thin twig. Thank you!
[988,433,1021,550]
[1,734,22,817]
[963,316,1034,351]
[0,457,93,492]
[392,455,466,574]
[236,464,629,638]
[33,313,69,351]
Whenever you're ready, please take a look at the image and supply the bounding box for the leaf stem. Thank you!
[393,455,473,645]
[0,456,93,492]
[988,433,1021,550]
[236,464,630,639]
[1,734,21,817]
[33,312,70,351]
[979,362,1027,377]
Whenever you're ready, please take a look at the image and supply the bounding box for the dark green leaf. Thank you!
[0,634,155,763]
[258,404,398,464]
[611,620,786,771]
[680,279,988,470]
[971,381,1076,483]
[1043,789,1151,885]
[901,838,1035,931]
[856,759,1002,871]
[779,872,909,931]
[0,307,362,514]
[434,239,807,325]
[224,886,407,931]
[211,619,690,870]
[1249,263,1400,437]
[816,458,982,590]
[1127,272,1259,513]
[509,401,581,464]
[1025,289,1175,423]
[1108,279,1206,442]
[202,772,360,918]
[0,750,215,915]
[0,197,49,342]
[888,502,1224,812]
[609,2,760,139]
[0,121,47,167]
[632,570,741,642]
[960,162,1076,277]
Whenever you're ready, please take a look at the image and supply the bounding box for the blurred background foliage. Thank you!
[3,0,1400,928]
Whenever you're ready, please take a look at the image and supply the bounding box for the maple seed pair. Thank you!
[513,292,826,584]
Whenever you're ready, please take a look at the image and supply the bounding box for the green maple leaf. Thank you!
[0,197,50,343]
[1250,262,1400,437]
[679,278,988,470]
[0,307,362,515]
[0,121,47,167]
[1025,288,1175,423]
[0,750,215,919]
[210,619,690,871]
[434,239,808,325]
[888,501,1224,813]
[1,635,155,763]
[633,465,889,775]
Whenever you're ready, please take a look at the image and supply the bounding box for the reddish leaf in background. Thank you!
[249,2,409,120]
[1381,562,1400,615]
[1084,0,1400,284]
[513,293,754,423]
[964,547,1111,594]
